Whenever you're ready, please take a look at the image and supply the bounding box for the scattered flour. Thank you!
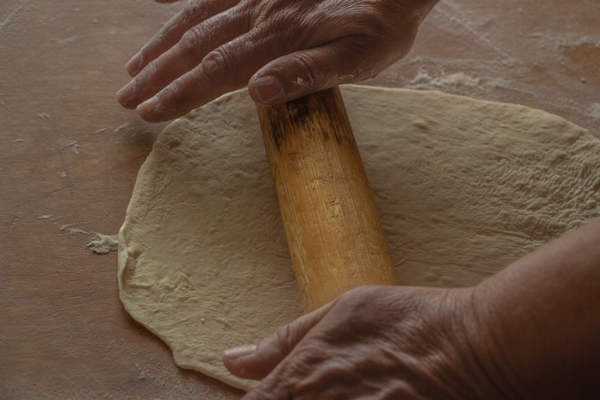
[0,0,29,35]
[56,35,78,46]
[114,123,129,134]
[39,215,118,253]
[38,214,59,221]
[295,77,309,87]
[87,233,119,254]
[379,0,600,134]
[412,70,480,88]
[60,224,90,236]
[405,69,508,92]
[59,140,80,155]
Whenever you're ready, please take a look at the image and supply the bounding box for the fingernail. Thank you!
[224,344,257,359]
[137,96,159,116]
[126,54,143,76]
[253,75,284,104]
[117,82,134,105]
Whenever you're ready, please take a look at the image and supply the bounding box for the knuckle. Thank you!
[183,0,208,21]
[358,6,392,34]
[274,323,295,352]
[161,77,185,102]
[272,319,311,357]
[142,59,159,79]
[291,53,320,87]
[180,25,205,55]
[158,77,196,117]
[201,47,232,82]
[336,285,378,311]
[129,62,156,93]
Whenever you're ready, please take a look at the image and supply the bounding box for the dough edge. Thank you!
[117,84,600,391]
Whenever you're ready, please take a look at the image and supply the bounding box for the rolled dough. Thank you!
[118,85,600,391]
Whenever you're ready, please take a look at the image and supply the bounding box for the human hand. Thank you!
[117,0,438,122]
[223,285,510,400]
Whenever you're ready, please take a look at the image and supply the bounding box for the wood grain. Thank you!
[0,0,598,399]
[258,87,398,313]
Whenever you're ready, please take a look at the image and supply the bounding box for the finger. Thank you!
[126,0,240,77]
[118,10,248,109]
[132,26,346,122]
[223,299,337,381]
[134,27,281,122]
[248,36,403,105]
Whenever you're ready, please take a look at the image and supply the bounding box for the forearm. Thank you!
[474,218,600,399]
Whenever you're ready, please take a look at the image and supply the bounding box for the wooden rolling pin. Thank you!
[256,86,399,313]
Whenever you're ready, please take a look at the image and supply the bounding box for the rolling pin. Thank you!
[256,86,399,313]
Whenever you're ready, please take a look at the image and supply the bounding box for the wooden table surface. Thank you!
[1,1,598,399]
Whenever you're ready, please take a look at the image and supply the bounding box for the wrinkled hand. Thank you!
[117,0,438,122]
[223,285,509,400]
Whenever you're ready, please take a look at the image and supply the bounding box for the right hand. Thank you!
[117,0,439,122]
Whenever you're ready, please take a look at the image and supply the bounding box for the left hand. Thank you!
[223,285,509,400]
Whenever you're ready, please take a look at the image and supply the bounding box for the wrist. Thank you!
[467,283,529,399]
[439,287,523,400]
[470,218,600,399]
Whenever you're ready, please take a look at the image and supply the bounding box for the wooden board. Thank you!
[1,0,598,398]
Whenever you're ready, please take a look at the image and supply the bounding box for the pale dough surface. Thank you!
[118,85,600,390]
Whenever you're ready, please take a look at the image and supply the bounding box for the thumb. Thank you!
[248,37,380,105]
[223,299,337,380]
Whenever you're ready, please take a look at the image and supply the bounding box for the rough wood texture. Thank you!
[1,0,598,399]
[258,87,399,312]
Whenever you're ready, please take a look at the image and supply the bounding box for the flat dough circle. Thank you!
[118,85,600,390]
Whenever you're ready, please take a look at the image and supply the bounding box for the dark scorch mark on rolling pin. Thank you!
[268,115,285,150]
[267,91,356,151]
